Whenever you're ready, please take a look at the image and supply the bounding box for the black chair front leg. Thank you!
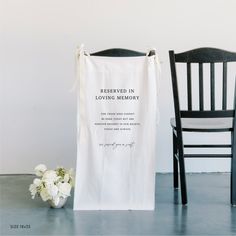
[173,130,179,189]
[177,139,188,205]
[231,130,236,205]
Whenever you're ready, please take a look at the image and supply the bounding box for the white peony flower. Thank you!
[33,178,41,187]
[68,168,75,187]
[64,173,69,183]
[42,170,58,183]
[29,184,37,199]
[35,164,47,177]
[40,188,51,201]
[46,183,58,197]
[58,182,71,197]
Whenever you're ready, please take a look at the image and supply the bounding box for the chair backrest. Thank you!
[91,48,155,57]
[169,48,236,129]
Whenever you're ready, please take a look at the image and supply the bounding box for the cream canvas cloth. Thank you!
[73,46,160,210]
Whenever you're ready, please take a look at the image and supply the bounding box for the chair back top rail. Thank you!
[174,47,236,63]
[91,48,155,57]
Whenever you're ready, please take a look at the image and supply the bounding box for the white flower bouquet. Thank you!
[29,164,75,207]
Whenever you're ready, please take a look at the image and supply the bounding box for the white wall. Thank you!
[1,0,236,174]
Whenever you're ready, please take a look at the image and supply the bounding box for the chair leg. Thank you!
[178,144,188,205]
[231,131,236,205]
[173,130,179,189]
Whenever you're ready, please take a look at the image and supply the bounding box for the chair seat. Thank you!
[170,117,233,131]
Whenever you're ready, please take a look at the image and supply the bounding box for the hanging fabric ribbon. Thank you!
[71,44,86,92]
[146,48,161,124]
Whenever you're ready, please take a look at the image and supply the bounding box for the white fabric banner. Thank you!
[74,46,160,210]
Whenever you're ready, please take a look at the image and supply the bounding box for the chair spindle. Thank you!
[222,62,227,110]
[187,63,192,110]
[210,63,215,110]
[199,63,204,110]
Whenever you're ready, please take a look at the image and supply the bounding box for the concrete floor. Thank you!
[0,174,236,236]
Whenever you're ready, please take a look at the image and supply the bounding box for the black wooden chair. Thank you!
[169,48,236,205]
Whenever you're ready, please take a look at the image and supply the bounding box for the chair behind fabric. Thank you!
[91,48,155,57]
